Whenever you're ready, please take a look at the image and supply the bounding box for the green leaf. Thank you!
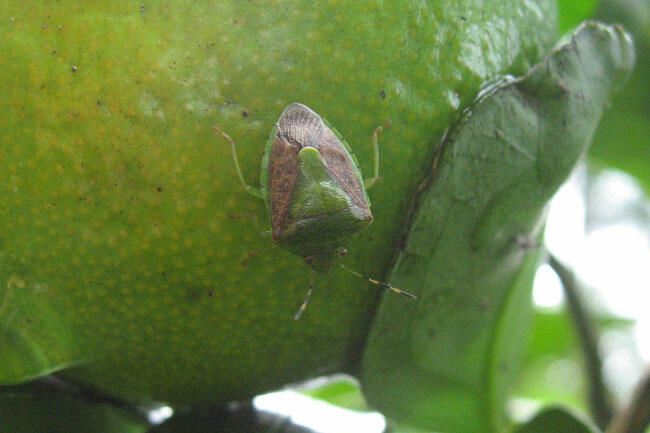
[0,276,81,383]
[513,406,601,433]
[0,380,147,433]
[523,310,580,363]
[301,377,371,412]
[361,22,634,433]
[523,309,634,364]
[516,310,587,411]
[516,309,634,409]
[558,0,600,33]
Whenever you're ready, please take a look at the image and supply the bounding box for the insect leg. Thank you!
[212,125,264,199]
[364,118,392,189]
[339,263,417,300]
[294,271,315,320]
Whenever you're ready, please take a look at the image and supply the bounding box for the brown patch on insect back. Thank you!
[268,134,300,241]
[270,103,372,241]
[318,127,370,214]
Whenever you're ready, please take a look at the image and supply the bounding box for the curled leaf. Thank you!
[361,22,634,433]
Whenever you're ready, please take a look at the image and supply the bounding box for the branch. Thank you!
[549,254,614,429]
[606,369,650,433]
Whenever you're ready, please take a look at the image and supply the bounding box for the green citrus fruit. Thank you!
[0,1,557,404]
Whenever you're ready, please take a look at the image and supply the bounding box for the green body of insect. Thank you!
[214,103,415,318]
[262,103,378,273]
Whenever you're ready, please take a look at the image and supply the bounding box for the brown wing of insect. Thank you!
[270,103,372,243]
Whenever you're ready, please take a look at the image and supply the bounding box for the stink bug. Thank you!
[214,103,417,319]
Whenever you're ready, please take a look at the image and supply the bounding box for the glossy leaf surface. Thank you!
[361,22,635,432]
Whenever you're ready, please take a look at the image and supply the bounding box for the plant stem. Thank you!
[549,254,614,429]
[606,369,650,433]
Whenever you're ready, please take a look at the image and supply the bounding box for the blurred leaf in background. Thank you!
[0,378,147,433]
[589,0,650,192]
[513,406,601,433]
[300,376,370,413]
[516,309,587,411]
[558,0,600,33]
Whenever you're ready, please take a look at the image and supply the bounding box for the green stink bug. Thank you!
[214,103,416,319]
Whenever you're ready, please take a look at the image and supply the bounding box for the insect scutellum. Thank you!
[214,103,417,319]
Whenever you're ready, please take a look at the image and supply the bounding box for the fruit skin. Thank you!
[0,1,557,404]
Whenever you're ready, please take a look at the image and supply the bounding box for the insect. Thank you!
[214,103,417,319]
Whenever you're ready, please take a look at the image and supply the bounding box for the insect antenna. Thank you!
[339,264,418,300]
[294,271,315,320]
